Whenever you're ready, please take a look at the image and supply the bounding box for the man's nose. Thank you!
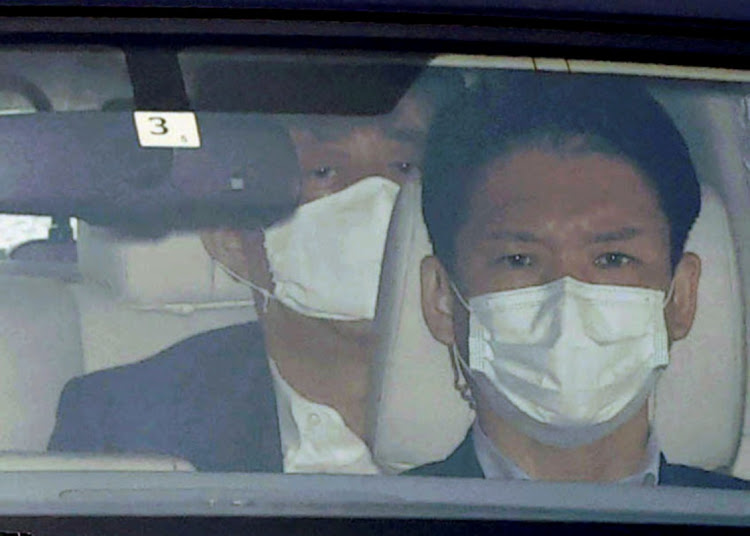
[543,252,596,285]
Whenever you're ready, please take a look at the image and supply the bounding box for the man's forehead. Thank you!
[467,149,667,231]
[482,149,655,194]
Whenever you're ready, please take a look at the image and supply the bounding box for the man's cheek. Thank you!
[453,303,470,360]
[244,230,273,289]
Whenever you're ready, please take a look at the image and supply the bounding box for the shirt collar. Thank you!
[268,357,301,458]
[472,423,660,486]
[268,358,380,474]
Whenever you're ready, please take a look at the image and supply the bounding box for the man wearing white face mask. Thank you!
[49,68,464,473]
[199,175,401,475]
[193,74,458,474]
[413,77,749,488]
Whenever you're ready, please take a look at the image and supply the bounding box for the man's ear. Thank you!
[200,229,254,281]
[665,251,701,342]
[421,255,456,346]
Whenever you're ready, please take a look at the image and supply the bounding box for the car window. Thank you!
[0,216,79,257]
[0,42,747,530]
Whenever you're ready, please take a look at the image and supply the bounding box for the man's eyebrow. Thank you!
[591,227,642,243]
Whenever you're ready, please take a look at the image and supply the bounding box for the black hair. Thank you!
[421,74,701,276]
[280,65,466,136]
[408,66,466,112]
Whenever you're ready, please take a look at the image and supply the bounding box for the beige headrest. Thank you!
[368,180,474,474]
[77,221,255,310]
[656,185,745,470]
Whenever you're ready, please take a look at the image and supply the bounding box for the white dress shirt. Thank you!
[268,359,381,474]
[472,424,660,486]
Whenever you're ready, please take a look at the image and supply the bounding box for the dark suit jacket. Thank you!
[48,323,283,472]
[409,433,750,490]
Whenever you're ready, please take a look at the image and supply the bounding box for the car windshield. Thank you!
[0,43,748,528]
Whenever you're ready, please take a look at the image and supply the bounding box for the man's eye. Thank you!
[390,161,421,180]
[497,254,533,268]
[594,252,635,268]
[309,166,337,181]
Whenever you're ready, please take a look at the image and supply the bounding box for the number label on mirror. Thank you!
[133,111,201,148]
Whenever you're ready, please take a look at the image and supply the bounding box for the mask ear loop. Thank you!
[213,259,274,314]
[647,389,656,426]
[650,279,676,426]
[446,281,477,410]
[449,344,476,410]
[662,278,677,308]
[449,280,471,311]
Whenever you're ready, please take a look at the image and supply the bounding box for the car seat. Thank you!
[71,222,258,372]
[368,180,474,474]
[0,276,83,451]
[653,91,750,478]
[656,185,745,472]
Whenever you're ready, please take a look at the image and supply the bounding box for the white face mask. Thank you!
[455,276,672,448]
[262,176,400,321]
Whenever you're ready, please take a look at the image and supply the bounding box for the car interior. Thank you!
[0,41,747,529]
